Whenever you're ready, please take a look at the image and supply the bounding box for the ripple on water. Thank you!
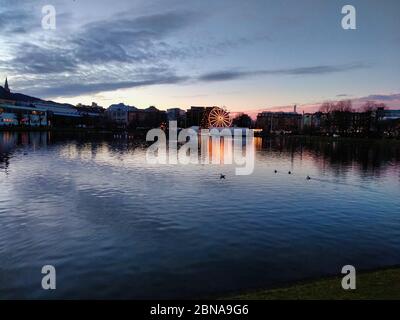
[1,135,400,298]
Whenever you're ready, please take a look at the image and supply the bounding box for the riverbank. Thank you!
[226,267,400,300]
[0,127,149,137]
[2,127,399,142]
[290,134,400,144]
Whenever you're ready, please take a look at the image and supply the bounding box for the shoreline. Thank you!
[223,266,400,300]
[1,128,400,142]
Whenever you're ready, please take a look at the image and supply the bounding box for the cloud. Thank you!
[0,5,40,34]
[11,43,78,74]
[1,7,200,97]
[199,70,252,82]
[71,11,198,65]
[359,93,400,102]
[8,10,197,73]
[3,6,275,98]
[28,75,188,97]
[1,2,276,99]
[198,63,369,82]
[0,1,387,104]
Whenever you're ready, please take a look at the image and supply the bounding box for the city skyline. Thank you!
[0,0,399,114]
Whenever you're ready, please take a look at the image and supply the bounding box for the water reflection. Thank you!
[1,132,399,177]
[256,136,400,178]
[1,131,400,299]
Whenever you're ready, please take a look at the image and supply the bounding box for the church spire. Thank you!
[4,77,10,93]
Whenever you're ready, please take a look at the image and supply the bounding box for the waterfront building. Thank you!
[0,78,100,127]
[375,108,400,137]
[167,108,186,127]
[377,109,400,120]
[256,110,302,134]
[107,103,137,128]
[302,112,322,132]
[76,102,106,116]
[186,106,206,127]
[128,106,167,129]
[0,103,48,127]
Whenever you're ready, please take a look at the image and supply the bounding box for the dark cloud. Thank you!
[2,8,200,97]
[284,63,368,75]
[8,10,196,74]
[0,6,39,34]
[11,44,78,74]
[199,70,250,82]
[199,63,369,82]
[71,11,198,64]
[359,93,400,101]
[25,74,188,97]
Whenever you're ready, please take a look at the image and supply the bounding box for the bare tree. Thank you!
[319,102,335,113]
[318,100,353,134]
[335,100,353,112]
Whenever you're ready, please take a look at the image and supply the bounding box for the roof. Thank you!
[108,103,137,111]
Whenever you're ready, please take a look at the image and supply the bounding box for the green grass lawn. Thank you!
[227,268,400,300]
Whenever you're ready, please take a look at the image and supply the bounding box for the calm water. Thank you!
[1,131,400,299]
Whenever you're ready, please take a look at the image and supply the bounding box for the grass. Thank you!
[226,268,400,300]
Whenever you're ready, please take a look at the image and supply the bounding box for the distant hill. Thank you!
[0,85,44,103]
[0,85,76,109]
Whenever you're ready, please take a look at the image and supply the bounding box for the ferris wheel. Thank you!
[207,107,232,128]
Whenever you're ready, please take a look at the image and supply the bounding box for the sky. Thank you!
[0,0,399,114]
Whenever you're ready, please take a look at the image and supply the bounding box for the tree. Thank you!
[232,113,252,128]
[318,100,353,134]
[319,102,336,114]
[361,101,386,112]
[332,100,353,134]
[358,101,387,135]
[335,100,353,112]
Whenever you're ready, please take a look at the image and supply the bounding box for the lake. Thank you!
[1,131,400,299]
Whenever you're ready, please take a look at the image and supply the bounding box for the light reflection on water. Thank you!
[0,131,400,299]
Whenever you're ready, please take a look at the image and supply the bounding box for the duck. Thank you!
[220,174,226,180]
[274,170,278,174]
[288,171,292,175]
[306,175,311,180]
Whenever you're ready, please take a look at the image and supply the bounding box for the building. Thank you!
[302,112,322,131]
[377,109,400,121]
[0,78,101,127]
[76,102,106,116]
[0,103,48,127]
[106,103,137,127]
[186,106,206,127]
[4,78,10,94]
[167,108,186,127]
[128,106,167,129]
[256,111,302,133]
